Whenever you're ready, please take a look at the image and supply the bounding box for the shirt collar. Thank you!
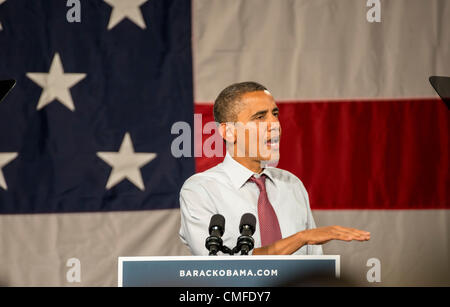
[222,151,276,190]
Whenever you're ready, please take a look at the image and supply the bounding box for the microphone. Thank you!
[235,213,256,255]
[205,214,225,255]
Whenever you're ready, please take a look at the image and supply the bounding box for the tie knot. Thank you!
[248,174,267,191]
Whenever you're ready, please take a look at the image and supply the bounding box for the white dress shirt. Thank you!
[179,152,323,256]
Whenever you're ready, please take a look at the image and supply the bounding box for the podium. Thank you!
[118,255,340,287]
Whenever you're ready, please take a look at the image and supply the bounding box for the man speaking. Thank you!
[179,82,370,255]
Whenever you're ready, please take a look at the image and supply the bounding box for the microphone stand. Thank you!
[232,224,255,255]
[221,245,234,255]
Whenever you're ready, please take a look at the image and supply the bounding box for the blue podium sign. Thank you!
[118,255,340,287]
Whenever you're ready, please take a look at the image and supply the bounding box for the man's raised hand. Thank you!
[299,225,370,245]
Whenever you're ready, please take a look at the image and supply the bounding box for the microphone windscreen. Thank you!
[239,213,256,234]
[209,214,225,235]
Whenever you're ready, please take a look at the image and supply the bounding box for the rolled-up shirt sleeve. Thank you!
[179,178,217,256]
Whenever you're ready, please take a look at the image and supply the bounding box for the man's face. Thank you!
[231,90,281,163]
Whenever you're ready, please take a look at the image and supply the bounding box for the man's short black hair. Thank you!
[213,81,268,123]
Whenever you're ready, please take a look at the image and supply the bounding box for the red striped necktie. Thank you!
[248,174,282,246]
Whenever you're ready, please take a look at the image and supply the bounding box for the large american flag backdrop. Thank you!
[0,0,448,286]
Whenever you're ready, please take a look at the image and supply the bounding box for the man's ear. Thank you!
[218,122,236,144]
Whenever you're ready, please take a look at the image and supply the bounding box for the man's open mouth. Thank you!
[265,136,280,147]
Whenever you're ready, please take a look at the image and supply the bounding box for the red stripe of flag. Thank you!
[194,99,449,209]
